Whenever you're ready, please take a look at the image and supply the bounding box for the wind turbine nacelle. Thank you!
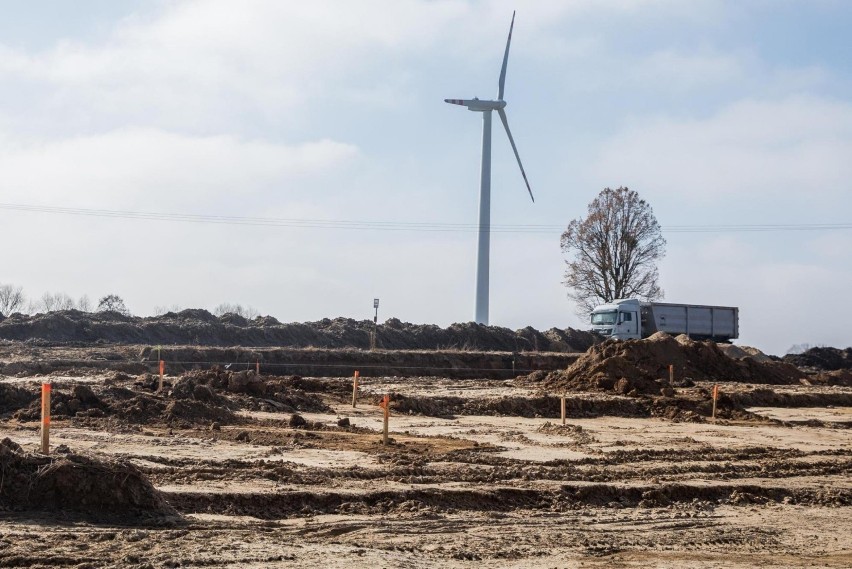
[444,98,506,112]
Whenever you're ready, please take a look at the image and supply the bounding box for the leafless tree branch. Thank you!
[561,187,666,318]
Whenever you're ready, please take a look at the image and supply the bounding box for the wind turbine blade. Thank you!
[497,108,534,202]
[497,11,515,100]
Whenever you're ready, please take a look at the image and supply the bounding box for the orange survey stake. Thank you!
[42,383,51,425]
[158,360,165,393]
[41,383,51,454]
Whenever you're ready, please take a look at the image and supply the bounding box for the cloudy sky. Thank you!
[1,0,850,355]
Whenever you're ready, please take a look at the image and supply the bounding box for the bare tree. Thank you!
[36,292,76,312]
[213,302,260,319]
[97,294,130,315]
[0,284,26,315]
[36,293,57,313]
[56,293,76,310]
[561,187,666,315]
[76,295,93,312]
[152,304,183,316]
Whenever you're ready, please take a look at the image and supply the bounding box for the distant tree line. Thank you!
[0,282,262,321]
[0,283,130,316]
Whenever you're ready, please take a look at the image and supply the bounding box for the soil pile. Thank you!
[174,368,331,413]
[812,369,852,386]
[717,343,774,363]
[528,333,805,395]
[784,346,852,371]
[0,438,177,522]
[9,368,328,424]
[11,382,239,426]
[0,384,37,415]
[0,310,597,352]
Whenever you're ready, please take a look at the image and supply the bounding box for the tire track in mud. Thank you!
[164,482,851,520]
[290,512,773,559]
[0,511,790,566]
[134,450,852,488]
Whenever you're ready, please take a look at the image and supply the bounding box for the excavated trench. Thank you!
[0,345,579,380]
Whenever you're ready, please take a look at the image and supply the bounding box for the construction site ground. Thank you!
[1,343,851,568]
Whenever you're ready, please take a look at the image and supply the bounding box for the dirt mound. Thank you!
[12,384,109,421]
[174,368,263,396]
[177,368,331,414]
[10,377,240,425]
[12,386,238,426]
[7,368,328,425]
[529,333,804,395]
[813,369,852,386]
[0,438,178,522]
[0,310,597,352]
[390,393,648,419]
[717,342,774,363]
[0,384,38,415]
[784,346,852,371]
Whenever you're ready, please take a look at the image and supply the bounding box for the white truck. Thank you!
[589,299,739,342]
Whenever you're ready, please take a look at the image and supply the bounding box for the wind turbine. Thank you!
[445,11,534,326]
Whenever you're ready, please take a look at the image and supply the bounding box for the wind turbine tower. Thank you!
[445,11,534,325]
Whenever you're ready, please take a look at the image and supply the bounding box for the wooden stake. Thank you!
[41,383,51,455]
[256,359,260,375]
[561,395,566,426]
[380,394,390,445]
[712,384,719,420]
[351,371,360,408]
[158,360,165,393]
[668,364,674,383]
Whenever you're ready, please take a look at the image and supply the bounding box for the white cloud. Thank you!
[0,128,359,210]
[0,0,739,136]
[0,1,473,134]
[594,96,852,202]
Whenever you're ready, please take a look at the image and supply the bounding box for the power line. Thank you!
[662,223,852,233]
[1,202,850,234]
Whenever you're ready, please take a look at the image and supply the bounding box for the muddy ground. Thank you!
[1,343,851,568]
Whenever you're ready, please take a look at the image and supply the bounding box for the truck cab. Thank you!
[589,299,641,340]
